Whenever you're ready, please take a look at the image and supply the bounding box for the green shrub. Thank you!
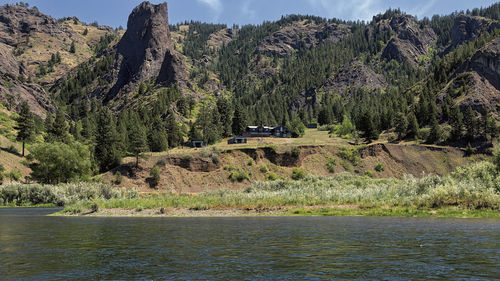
[335,115,356,138]
[7,170,22,181]
[290,117,306,138]
[150,166,161,188]
[266,172,278,181]
[419,127,431,142]
[224,164,235,171]
[326,157,337,173]
[211,154,220,164]
[318,124,336,132]
[259,165,268,173]
[494,147,500,172]
[337,147,359,166]
[229,170,249,182]
[28,142,92,184]
[114,171,123,185]
[340,159,351,171]
[291,168,306,180]
[0,182,127,206]
[375,162,385,172]
[364,170,375,178]
[248,158,254,166]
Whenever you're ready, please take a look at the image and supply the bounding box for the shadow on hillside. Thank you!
[0,146,22,157]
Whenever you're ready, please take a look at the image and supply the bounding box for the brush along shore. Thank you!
[2,161,500,218]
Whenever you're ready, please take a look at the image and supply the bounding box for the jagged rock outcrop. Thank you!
[107,1,186,101]
[207,28,237,50]
[464,35,500,91]
[451,15,500,48]
[256,21,351,57]
[380,14,436,65]
[0,82,55,118]
[322,60,387,94]
[0,42,23,79]
[0,4,68,47]
[440,36,500,113]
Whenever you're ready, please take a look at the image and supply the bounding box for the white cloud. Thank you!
[307,0,383,22]
[241,0,257,19]
[197,0,223,19]
[407,0,437,19]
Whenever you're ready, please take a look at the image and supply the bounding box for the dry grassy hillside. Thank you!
[102,130,484,193]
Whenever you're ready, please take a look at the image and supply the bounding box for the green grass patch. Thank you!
[288,206,500,218]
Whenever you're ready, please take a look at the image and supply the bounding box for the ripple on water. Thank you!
[0,214,499,280]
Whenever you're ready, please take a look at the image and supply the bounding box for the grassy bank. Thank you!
[62,161,500,217]
[2,161,500,218]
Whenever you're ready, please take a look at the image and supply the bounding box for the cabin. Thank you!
[307,123,318,129]
[188,140,207,148]
[243,125,274,137]
[243,125,291,138]
[228,136,247,144]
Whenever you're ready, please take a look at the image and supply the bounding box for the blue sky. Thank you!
[1,0,498,27]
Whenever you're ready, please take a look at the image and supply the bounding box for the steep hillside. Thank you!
[377,13,437,65]
[256,20,351,57]
[0,1,499,189]
[0,3,119,117]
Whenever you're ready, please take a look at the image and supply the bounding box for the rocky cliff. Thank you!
[451,15,500,48]
[440,35,500,113]
[379,14,436,65]
[0,4,68,47]
[322,60,387,94]
[106,1,186,101]
[256,20,350,57]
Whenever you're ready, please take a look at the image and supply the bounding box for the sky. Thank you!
[0,0,498,28]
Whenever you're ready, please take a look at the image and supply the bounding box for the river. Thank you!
[0,208,499,280]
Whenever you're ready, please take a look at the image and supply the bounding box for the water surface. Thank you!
[1,208,499,280]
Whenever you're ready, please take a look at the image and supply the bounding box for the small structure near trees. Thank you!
[188,140,208,148]
[228,136,247,144]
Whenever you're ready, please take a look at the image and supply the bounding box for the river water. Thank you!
[0,208,499,280]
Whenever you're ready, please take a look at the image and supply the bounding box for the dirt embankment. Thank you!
[103,143,482,193]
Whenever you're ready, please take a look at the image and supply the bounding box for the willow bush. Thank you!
[0,182,137,206]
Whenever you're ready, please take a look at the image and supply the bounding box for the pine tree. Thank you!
[407,112,420,140]
[464,106,477,141]
[427,116,442,144]
[148,117,168,152]
[232,104,247,136]
[449,106,463,141]
[128,117,147,167]
[70,41,76,53]
[165,113,182,147]
[44,114,53,134]
[360,111,379,143]
[95,108,122,171]
[188,120,202,141]
[15,101,36,156]
[47,109,71,143]
[217,97,233,137]
[485,115,497,139]
[394,112,408,140]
